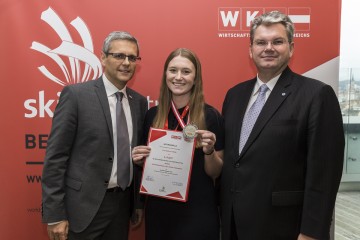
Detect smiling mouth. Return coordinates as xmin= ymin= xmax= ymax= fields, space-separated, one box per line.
xmin=172 ymin=82 xmax=185 ymax=86
xmin=261 ymin=56 xmax=278 ymax=61
xmin=119 ymin=69 xmax=131 ymax=73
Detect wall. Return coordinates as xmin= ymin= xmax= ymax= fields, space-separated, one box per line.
xmin=0 ymin=0 xmax=341 ymax=239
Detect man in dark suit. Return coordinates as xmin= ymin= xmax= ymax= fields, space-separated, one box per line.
xmin=221 ymin=11 xmax=344 ymax=240
xmin=42 ymin=31 xmax=148 ymax=240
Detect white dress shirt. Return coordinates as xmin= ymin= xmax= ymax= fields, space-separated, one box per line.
xmin=244 ymin=73 xmax=281 ymax=113
xmin=103 ymin=75 xmax=134 ymax=189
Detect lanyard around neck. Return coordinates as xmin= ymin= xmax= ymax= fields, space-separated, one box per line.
xmin=164 ymin=100 xmax=190 ymax=130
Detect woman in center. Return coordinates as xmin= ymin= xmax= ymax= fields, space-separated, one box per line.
xmin=132 ymin=48 xmax=224 ymax=240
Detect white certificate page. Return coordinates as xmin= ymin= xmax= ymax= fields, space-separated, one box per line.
xmin=140 ymin=127 xmax=195 ymax=202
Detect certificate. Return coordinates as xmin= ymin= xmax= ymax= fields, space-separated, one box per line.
xmin=140 ymin=127 xmax=196 ymax=202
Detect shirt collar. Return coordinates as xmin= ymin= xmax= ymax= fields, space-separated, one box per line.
xmin=102 ymin=74 xmax=128 ymax=99
xmin=252 ymin=73 xmax=281 ymax=96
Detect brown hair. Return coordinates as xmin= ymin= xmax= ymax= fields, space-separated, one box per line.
xmin=152 ymin=48 xmax=206 ymax=147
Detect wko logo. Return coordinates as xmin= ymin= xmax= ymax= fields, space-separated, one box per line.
xmin=25 ymin=7 xmax=102 ymax=118
xmin=218 ymin=7 xmax=311 ymax=37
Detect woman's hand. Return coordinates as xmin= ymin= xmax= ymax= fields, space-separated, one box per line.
xmin=132 ymin=145 xmax=151 ymax=166
xmin=196 ymin=130 xmax=216 ymax=155
xmin=196 ymin=130 xmax=223 ymax=179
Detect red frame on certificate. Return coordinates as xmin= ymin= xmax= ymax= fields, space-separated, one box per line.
xmin=139 ymin=128 xmax=196 ymax=202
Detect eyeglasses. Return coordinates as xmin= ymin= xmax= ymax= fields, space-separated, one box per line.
xmin=105 ymin=52 xmax=141 ymax=62
xmin=252 ymin=38 xmax=288 ymax=48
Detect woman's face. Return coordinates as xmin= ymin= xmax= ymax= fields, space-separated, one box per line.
xmin=166 ymin=55 xmax=196 ymax=99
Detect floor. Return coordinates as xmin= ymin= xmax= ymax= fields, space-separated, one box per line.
xmin=335 ymin=191 xmax=360 ymax=240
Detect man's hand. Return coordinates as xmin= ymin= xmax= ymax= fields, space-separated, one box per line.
xmin=47 ymin=221 xmax=69 ymax=240
xmin=131 ymin=209 xmax=143 ymax=229
xmin=298 ymin=233 xmax=317 ymax=240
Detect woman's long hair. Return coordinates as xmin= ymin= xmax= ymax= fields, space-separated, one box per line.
xmin=152 ymin=48 xmax=206 ymax=147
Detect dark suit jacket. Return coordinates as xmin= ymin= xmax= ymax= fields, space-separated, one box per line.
xmin=221 ymin=67 xmax=344 ymax=240
xmin=41 ymin=77 xmax=147 ymax=232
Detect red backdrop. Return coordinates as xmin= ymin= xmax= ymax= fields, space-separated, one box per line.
xmin=0 ymin=0 xmax=340 ymax=239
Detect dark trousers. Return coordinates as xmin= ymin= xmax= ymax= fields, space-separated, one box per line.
xmin=68 ymin=188 xmax=131 ymax=240
xmin=230 ymin=209 xmax=238 ymax=240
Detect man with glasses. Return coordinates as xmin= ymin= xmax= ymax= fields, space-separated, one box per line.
xmin=221 ymin=11 xmax=344 ymax=240
xmin=42 ymin=31 xmax=147 ymax=240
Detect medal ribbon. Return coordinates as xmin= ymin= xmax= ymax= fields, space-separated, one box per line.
xmin=165 ymin=100 xmax=190 ymax=130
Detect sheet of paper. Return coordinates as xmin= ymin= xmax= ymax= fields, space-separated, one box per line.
xmin=140 ymin=128 xmax=195 ymax=202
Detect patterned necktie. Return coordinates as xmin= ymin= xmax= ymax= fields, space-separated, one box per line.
xmin=239 ymin=84 xmax=269 ymax=154
xmin=115 ymin=92 xmax=130 ymax=190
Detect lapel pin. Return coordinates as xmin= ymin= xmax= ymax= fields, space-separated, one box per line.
xmin=281 ymin=93 xmax=286 ymax=96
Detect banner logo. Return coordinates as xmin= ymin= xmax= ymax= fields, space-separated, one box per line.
xmin=31 ymin=7 xmax=102 ymax=86
xmin=218 ymin=7 xmax=311 ymax=38
xmin=288 ymin=8 xmax=311 ymax=31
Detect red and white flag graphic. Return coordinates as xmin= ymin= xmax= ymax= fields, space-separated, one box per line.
xmin=288 ymin=8 xmax=311 ymax=31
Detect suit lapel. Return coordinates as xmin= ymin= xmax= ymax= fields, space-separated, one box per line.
xmin=94 ymin=78 xmax=114 ymax=145
xmin=239 ymin=67 xmax=293 ymax=159
xmin=127 ymin=88 xmax=138 ymax=147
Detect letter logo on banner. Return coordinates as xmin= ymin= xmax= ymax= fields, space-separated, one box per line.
xmin=218 ymin=8 xmax=241 ymax=30
xmin=30 ymin=7 xmax=102 ymax=86
xmin=218 ymin=7 xmax=311 ymax=38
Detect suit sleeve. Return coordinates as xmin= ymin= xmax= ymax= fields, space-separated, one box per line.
xmin=300 ymin=84 xmax=345 ymax=239
xmin=222 ymin=90 xmax=230 ymax=117
xmin=42 ymin=86 xmax=78 ymax=223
